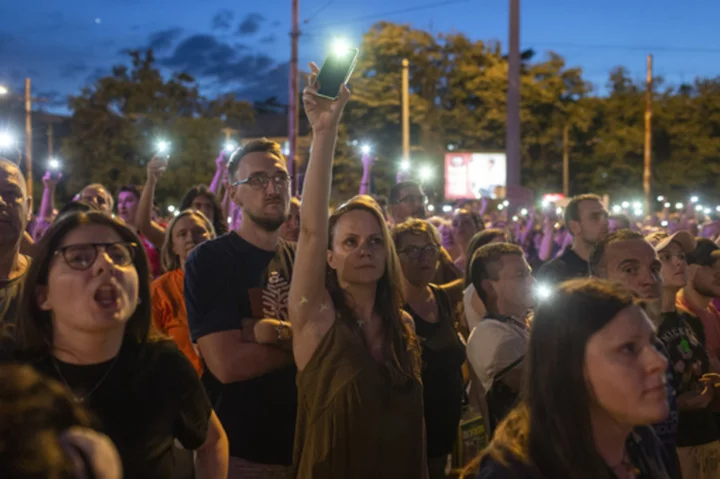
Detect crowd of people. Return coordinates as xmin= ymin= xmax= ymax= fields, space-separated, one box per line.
xmin=1 ymin=66 xmax=720 ymax=479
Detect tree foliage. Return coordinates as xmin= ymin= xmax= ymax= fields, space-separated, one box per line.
xmin=60 ymin=50 xmax=254 ymax=201
xmin=59 ymin=25 xmax=720 ymax=204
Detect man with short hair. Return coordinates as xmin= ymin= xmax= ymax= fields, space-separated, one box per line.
xmin=0 ymin=159 xmax=31 ymax=325
xmin=537 ymin=193 xmax=608 ymax=285
xmin=466 ymin=242 xmax=534 ymax=434
xmin=677 ymin=238 xmax=720 ymax=369
xmin=185 ymin=138 xmax=297 ymax=478
xmin=389 ymin=180 xmax=426 ymax=225
xmin=79 ymin=183 xmax=114 ymax=215
xmin=589 ymin=229 xmax=690 ymax=479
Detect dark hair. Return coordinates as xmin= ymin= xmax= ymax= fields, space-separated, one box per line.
xmin=589 ymin=229 xmax=644 ymax=277
xmin=454 ymin=208 xmax=484 ymax=231
xmin=0 ymin=364 xmax=95 ymax=478
xmin=16 ymin=212 xmax=157 ymax=358
xmin=389 ymin=180 xmax=421 ymax=205
xmin=227 ymin=138 xmax=285 ymax=181
xmin=564 ymin=194 xmax=602 ymax=229
xmin=469 ymin=242 xmax=524 ymax=304
xmin=327 ymin=195 xmax=421 ymax=387
xmin=118 ymin=184 xmax=141 ymax=201
xmin=56 ymin=200 xmax=100 ymax=219
xmin=609 ymin=214 xmax=632 ymax=230
xmin=464 ymin=279 xmax=656 ymax=479
xmin=179 ymin=185 xmax=228 ymax=235
xmin=464 ymin=229 xmax=508 ymax=287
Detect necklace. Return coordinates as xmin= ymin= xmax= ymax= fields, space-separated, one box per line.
xmin=51 ymin=352 xmax=121 ymax=403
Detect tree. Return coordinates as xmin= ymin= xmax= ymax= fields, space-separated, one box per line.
xmin=60 ymin=50 xmax=254 ymax=201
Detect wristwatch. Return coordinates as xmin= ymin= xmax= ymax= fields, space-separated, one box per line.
xmin=276 ymin=321 xmax=292 ymax=341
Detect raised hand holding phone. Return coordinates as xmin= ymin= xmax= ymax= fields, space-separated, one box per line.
xmin=303 ymin=62 xmax=351 ymax=133
xmin=315 ymin=42 xmax=359 ymax=100
xmin=146 ymin=155 xmax=168 ymax=184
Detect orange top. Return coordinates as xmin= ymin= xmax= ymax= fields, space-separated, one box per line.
xmin=151 ymin=269 xmax=203 ymax=375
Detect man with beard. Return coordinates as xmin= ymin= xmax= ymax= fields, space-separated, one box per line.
xmin=0 ymin=159 xmax=31 ymax=326
xmin=185 ymin=138 xmax=297 ymax=478
xmin=389 ymin=181 xmax=462 ymax=287
xmin=536 ymin=194 xmax=608 ymax=286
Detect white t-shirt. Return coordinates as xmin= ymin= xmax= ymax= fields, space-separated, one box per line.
xmin=466 ymin=315 xmax=528 ymax=393
xmin=463 ymin=285 xmax=486 ymax=334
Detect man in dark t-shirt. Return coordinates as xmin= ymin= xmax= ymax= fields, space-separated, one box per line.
xmin=536 ymin=194 xmax=608 ymax=285
xmin=185 ymin=139 xmax=297 ymax=477
xmin=0 ymin=159 xmax=31 ymax=327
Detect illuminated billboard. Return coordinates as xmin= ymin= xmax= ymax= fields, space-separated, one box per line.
xmin=444 ymin=152 xmax=507 ymax=199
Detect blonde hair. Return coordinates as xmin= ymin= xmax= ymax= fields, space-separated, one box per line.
xmin=161 ymin=209 xmax=216 ymax=271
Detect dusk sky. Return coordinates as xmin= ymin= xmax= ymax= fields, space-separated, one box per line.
xmin=1 ymin=0 xmax=719 ymax=113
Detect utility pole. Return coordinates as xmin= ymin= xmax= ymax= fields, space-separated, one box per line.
xmin=643 ymin=54 xmax=653 ymax=215
xmin=48 ymin=123 xmax=54 ymax=158
xmin=401 ymin=58 xmax=410 ymax=163
xmin=506 ymin=0 xmax=521 ymax=188
xmin=562 ymin=123 xmax=569 ymax=196
xmin=24 ymin=78 xmax=33 ymax=199
xmin=288 ymin=0 xmax=300 ymax=194
xmin=221 ymin=127 xmax=238 ymax=142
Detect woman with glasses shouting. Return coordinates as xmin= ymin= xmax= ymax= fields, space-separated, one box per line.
xmin=289 ymin=63 xmax=426 ymax=478
xmin=392 ymin=219 xmax=466 ymax=479
xmin=13 ymin=211 xmax=228 ymax=478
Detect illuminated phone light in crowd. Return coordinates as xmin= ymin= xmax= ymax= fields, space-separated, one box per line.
xmin=696 ymin=205 xmax=704 ymax=212
xmin=442 ymin=205 xmax=452 ymax=213
xmin=497 ymin=204 xmax=504 ymax=211
xmin=331 ymin=38 xmax=351 ymax=57
xmin=555 ymin=207 xmax=563 ymax=215
xmin=612 ymin=205 xmax=622 ymax=214
xmin=167 ymin=205 xmax=176 ymax=213
xmin=512 ymin=215 xmax=519 ymax=222
xmin=691 ymin=196 xmax=699 ymax=203
xmin=224 ymin=141 xmax=238 ymax=152
xmin=661 ymin=220 xmax=669 ymax=227
xmin=633 ymin=208 xmax=643 ymax=217
xmin=520 ymin=208 xmax=528 ymax=216
xmin=502 ymin=200 xmax=510 ymax=207
xmin=399 ymin=160 xmax=410 ymax=172
xmin=418 ymin=165 xmax=433 ymax=183
xmin=0 ymin=85 xmax=8 ymax=95
xmin=156 ymin=140 xmax=170 ymax=154
xmin=0 ymin=131 xmax=15 ymax=149
xmin=675 ymin=202 xmax=684 ymax=210
xmin=704 ymin=207 xmax=711 ymax=215
xmin=716 ymin=206 xmax=720 ymax=213
xmin=621 ymin=201 xmax=630 ymax=208
xmin=48 ymin=158 xmax=61 ymax=170
xmin=664 ymin=202 xmax=671 ymax=208
xmin=632 ymin=201 xmax=642 ymax=210
xmin=657 ymin=195 xmax=664 ymax=202
xmin=360 ymin=144 xmax=371 ymax=155
xmin=536 ymin=283 xmax=552 ymax=300
xmin=427 ymin=204 xmax=435 ymax=212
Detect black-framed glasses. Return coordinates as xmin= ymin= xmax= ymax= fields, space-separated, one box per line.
xmin=398 ymin=244 xmax=440 ymax=260
xmin=396 ymin=194 xmax=426 ymax=205
xmin=232 ymin=172 xmax=291 ymax=190
xmin=54 ymin=242 xmax=138 ymax=271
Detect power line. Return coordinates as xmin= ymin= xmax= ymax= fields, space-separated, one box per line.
xmin=304 ymin=0 xmax=336 ymax=24
xmin=309 ymin=0 xmax=472 ymax=29
xmin=526 ymin=42 xmax=720 ymax=54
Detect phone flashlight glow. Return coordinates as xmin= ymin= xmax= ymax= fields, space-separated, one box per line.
xmin=331 ymin=38 xmax=351 ymax=57
xmin=48 ymin=158 xmax=61 ymax=170
xmin=536 ymin=283 xmax=552 ymax=301
xmin=156 ymin=140 xmax=170 ymax=154
xmin=224 ymin=141 xmax=237 ymax=153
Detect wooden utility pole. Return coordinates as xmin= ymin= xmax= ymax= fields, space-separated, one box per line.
xmin=221 ymin=127 xmax=238 ymax=142
xmin=401 ymin=58 xmax=410 ymax=164
xmin=506 ymin=0 xmax=521 ymax=187
xmin=562 ymin=124 xmax=569 ymax=196
xmin=644 ymin=54 xmax=653 ymax=215
xmin=24 ymin=78 xmax=33 ymax=199
xmin=288 ymin=0 xmax=300 ymax=194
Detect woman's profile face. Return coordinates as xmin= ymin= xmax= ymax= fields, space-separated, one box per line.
xmin=584 ymin=305 xmax=669 ymax=427
xmin=39 ymin=224 xmax=140 ymax=335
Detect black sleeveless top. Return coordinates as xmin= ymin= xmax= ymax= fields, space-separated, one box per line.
xmin=406 ymin=284 xmax=466 ymax=457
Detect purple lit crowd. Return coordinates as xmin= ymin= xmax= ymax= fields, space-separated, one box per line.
xmin=2 ymin=74 xmax=720 ymax=479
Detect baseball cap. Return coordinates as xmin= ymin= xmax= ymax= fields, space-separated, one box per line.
xmin=686 ymin=238 xmax=720 ymax=267
xmin=645 ymin=231 xmax=696 ymax=254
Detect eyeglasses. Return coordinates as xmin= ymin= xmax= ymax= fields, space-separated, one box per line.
xmin=396 ymin=194 xmax=426 ymax=205
xmin=54 ymin=242 xmax=138 ymax=271
xmin=398 ymin=244 xmax=440 ymax=260
xmin=232 ymin=172 xmax=290 ymax=190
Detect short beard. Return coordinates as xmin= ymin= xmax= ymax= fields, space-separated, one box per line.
xmin=246 ymin=211 xmax=287 ymax=232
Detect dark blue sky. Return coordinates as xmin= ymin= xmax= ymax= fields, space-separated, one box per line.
xmin=1 ymin=0 xmax=718 ymax=113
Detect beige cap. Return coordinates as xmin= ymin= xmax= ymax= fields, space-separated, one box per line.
xmin=645 ymin=230 xmax=696 ymax=254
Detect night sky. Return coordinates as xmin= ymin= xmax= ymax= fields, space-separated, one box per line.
xmin=1 ymin=0 xmax=719 ymax=113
